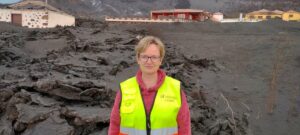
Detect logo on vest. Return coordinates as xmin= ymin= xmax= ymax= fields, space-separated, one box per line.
xmin=160 ymin=94 xmax=176 ymax=102
xmin=125 ymin=102 xmax=131 ymax=107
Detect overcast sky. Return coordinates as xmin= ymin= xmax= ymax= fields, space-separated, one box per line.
xmin=0 ymin=0 xmax=21 ymax=4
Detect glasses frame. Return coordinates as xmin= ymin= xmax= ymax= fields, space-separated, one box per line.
xmin=139 ymin=55 xmax=161 ymax=63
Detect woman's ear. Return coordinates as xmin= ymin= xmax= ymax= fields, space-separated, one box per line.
xmin=159 ymin=58 xmax=163 ymax=66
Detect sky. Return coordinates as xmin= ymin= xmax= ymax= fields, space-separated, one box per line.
xmin=0 ymin=0 xmax=21 ymax=4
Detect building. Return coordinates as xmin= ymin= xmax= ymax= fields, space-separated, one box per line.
xmin=0 ymin=0 xmax=75 ymax=28
xmin=211 ymin=12 xmax=223 ymax=22
xmin=282 ymin=10 xmax=300 ymax=21
xmin=244 ymin=9 xmax=283 ymax=21
xmin=150 ymin=9 xmax=209 ymax=22
xmin=273 ymin=10 xmax=284 ymax=15
xmin=105 ymin=9 xmax=210 ymax=23
xmin=105 ymin=16 xmax=183 ymax=23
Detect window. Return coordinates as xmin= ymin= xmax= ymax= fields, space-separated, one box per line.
xmin=258 ymin=16 xmax=263 ymax=19
xmin=250 ymin=15 xmax=255 ymax=19
xmin=266 ymin=16 xmax=271 ymax=19
xmin=42 ymin=15 xmax=48 ymax=20
xmin=289 ymin=14 xmax=293 ymax=18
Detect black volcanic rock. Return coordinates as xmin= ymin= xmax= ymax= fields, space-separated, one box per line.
xmin=22 ymin=111 xmax=74 ymax=135
xmin=1 ymin=18 xmax=300 ymax=135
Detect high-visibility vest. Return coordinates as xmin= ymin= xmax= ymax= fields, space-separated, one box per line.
xmin=119 ymin=76 xmax=181 ymax=135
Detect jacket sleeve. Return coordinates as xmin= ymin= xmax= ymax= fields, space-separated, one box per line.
xmin=177 ymin=89 xmax=191 ymax=135
xmin=108 ymin=90 xmax=121 ymax=135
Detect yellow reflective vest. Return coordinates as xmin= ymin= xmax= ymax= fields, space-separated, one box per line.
xmin=119 ymin=76 xmax=181 ymax=135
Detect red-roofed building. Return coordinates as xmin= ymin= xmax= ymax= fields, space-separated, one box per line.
xmin=150 ymin=9 xmax=209 ymax=21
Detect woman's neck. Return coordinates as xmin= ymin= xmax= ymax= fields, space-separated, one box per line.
xmin=142 ymin=72 xmax=158 ymax=89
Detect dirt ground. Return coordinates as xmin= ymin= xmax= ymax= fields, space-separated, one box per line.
xmin=0 ymin=19 xmax=300 ymax=135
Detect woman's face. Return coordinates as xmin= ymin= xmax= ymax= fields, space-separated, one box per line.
xmin=137 ymin=44 xmax=162 ymax=75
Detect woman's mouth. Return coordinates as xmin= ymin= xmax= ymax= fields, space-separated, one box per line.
xmin=144 ymin=65 xmax=154 ymax=69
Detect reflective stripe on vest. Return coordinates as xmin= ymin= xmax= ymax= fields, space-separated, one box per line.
xmin=120 ymin=76 xmax=181 ymax=135
xmin=120 ymin=127 xmax=178 ymax=135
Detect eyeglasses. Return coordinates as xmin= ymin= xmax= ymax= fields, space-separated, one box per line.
xmin=139 ymin=55 xmax=161 ymax=63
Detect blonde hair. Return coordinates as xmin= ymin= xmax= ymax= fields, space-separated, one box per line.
xmin=135 ymin=36 xmax=165 ymax=60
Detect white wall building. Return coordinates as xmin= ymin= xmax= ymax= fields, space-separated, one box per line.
xmin=211 ymin=12 xmax=223 ymax=22
xmin=0 ymin=1 xmax=75 ymax=28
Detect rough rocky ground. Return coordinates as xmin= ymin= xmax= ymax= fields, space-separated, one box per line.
xmin=0 ymin=19 xmax=300 ymax=135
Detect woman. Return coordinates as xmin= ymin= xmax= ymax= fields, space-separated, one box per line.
xmin=108 ymin=36 xmax=191 ymax=135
